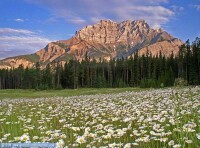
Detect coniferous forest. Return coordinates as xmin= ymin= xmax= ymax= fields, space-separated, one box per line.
xmin=0 ymin=38 xmax=199 ymax=89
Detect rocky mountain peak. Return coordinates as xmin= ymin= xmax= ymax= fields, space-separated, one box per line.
xmin=76 ymin=19 xmax=153 ymax=44
xmin=99 ymin=19 xmax=117 ymax=25
xmin=0 ymin=19 xmax=183 ymax=69
xmin=133 ymin=19 xmax=150 ymax=29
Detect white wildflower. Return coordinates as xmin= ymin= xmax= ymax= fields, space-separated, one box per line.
xmin=173 ymin=144 xmax=181 ymax=148
xmin=20 ymin=134 xmax=30 ymax=142
xmin=57 ymin=139 xmax=65 ymax=148
xmin=76 ymin=136 xmax=86 ymax=144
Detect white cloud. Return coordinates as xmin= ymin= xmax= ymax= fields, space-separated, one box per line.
xmin=0 ymin=28 xmax=51 ymax=59
xmin=114 ymin=5 xmax=174 ymax=28
xmin=171 ymin=5 xmax=184 ymax=14
xmin=0 ymin=28 xmax=34 ymax=35
xmin=15 ymin=18 xmax=25 ymax=22
xmin=193 ymin=5 xmax=200 ymax=11
xmin=25 ymin=0 xmax=174 ymax=28
xmin=67 ymin=17 xmax=87 ymax=24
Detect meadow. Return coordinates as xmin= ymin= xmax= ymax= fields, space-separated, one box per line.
xmin=0 ymin=87 xmax=143 ymax=100
xmin=0 ymin=87 xmax=200 ymax=147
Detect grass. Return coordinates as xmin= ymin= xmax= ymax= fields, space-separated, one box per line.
xmin=17 ymin=54 xmax=40 ymax=63
xmin=0 ymin=87 xmax=199 ymax=147
xmin=0 ymin=87 xmax=145 ymax=99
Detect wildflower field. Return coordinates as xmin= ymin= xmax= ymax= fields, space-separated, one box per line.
xmin=0 ymin=87 xmax=200 ymax=148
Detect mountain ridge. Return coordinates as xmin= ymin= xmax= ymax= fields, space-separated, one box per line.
xmin=0 ymin=19 xmax=183 ymax=69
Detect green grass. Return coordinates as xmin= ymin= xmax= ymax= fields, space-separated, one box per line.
xmin=0 ymin=87 xmax=199 ymax=147
xmin=17 ymin=54 xmax=39 ymax=63
xmin=0 ymin=87 xmax=145 ymax=99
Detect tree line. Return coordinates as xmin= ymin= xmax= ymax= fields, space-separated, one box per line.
xmin=0 ymin=38 xmax=199 ymax=89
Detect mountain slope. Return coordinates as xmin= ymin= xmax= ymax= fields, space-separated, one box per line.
xmin=0 ymin=19 xmax=182 ymax=69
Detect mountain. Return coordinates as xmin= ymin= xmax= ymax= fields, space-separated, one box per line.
xmin=0 ymin=19 xmax=182 ymax=69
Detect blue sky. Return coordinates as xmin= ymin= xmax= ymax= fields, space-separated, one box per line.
xmin=0 ymin=0 xmax=199 ymax=59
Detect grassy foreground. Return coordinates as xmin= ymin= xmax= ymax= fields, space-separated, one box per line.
xmin=0 ymin=87 xmax=200 ymax=147
xmin=0 ymin=87 xmax=144 ymax=99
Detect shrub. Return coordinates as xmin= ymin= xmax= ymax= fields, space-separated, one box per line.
xmin=174 ymin=78 xmax=188 ymax=87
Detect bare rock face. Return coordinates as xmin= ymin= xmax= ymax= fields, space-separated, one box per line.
xmin=36 ymin=43 xmax=66 ymax=62
xmin=0 ymin=19 xmax=183 ymax=69
xmin=138 ymin=39 xmax=183 ymax=57
xmin=76 ymin=20 xmax=119 ymax=44
xmin=76 ymin=20 xmax=152 ymax=45
xmin=69 ymin=19 xmax=182 ymax=60
xmin=0 ymin=58 xmax=35 ymax=69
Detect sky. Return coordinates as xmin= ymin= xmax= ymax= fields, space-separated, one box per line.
xmin=0 ymin=0 xmax=200 ymax=59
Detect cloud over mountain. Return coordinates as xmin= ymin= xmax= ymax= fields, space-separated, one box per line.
xmin=25 ymin=0 xmax=174 ymax=28
xmin=0 ymin=28 xmax=51 ymax=59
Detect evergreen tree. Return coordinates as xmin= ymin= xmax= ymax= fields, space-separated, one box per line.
xmin=0 ymin=38 xmax=200 ymax=89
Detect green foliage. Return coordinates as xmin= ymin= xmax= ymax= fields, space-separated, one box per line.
xmin=140 ymin=79 xmax=159 ymax=88
xmin=118 ymin=79 xmax=127 ymax=88
xmin=95 ymin=75 xmax=107 ymax=88
xmin=174 ymin=78 xmax=188 ymax=87
xmin=18 ymin=54 xmax=40 ymax=63
xmin=35 ymin=84 xmax=50 ymax=90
